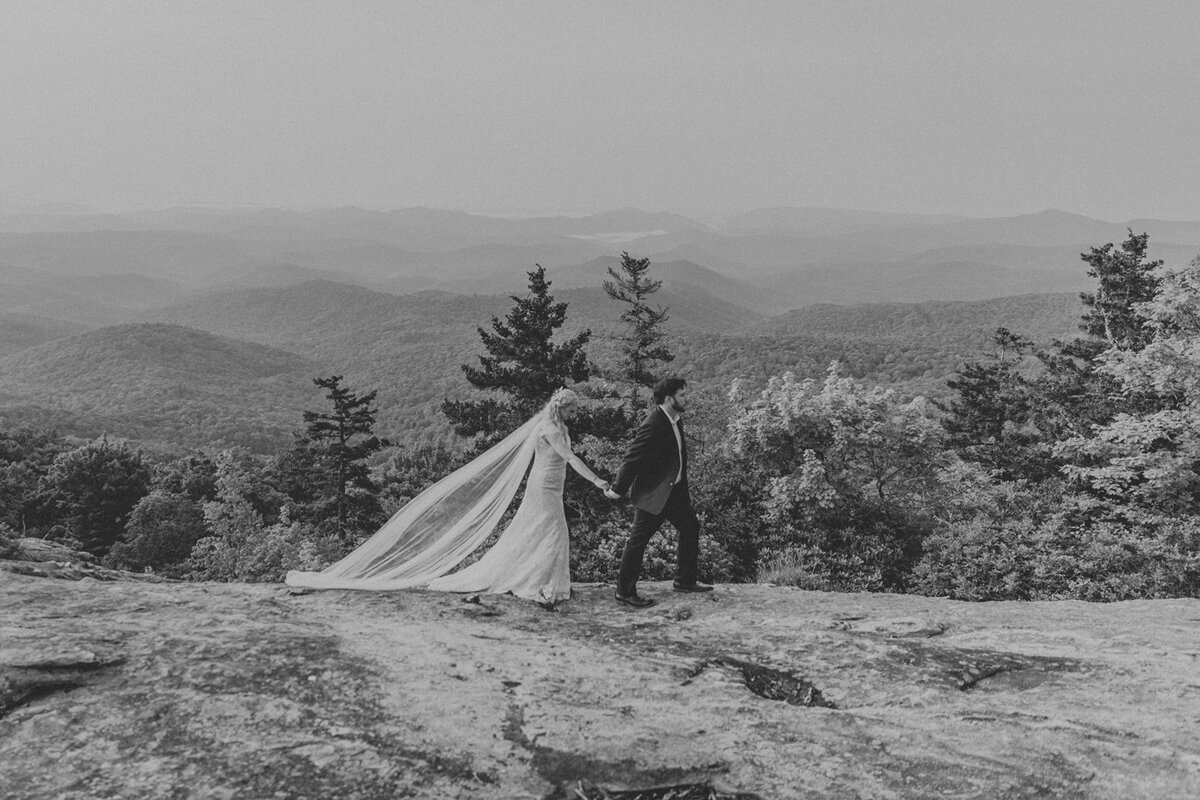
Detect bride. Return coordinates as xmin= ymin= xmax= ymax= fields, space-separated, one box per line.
xmin=285 ymin=388 xmax=611 ymax=604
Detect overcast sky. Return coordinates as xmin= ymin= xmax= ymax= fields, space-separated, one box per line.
xmin=3 ymin=1 xmax=1197 ymax=220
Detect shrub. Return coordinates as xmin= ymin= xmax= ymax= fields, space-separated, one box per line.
xmin=915 ymin=494 xmax=1200 ymax=602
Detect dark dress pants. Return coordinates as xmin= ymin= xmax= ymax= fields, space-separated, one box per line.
xmin=617 ymin=482 xmax=700 ymax=596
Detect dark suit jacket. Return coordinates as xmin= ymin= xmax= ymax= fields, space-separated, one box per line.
xmin=613 ymin=406 xmax=687 ymax=514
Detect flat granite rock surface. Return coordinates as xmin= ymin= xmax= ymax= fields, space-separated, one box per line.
xmin=3 ymin=573 xmax=1200 ymax=799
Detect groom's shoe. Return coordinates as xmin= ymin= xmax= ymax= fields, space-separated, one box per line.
xmin=614 ymin=590 xmax=656 ymax=609
xmin=673 ymin=581 xmax=714 ymax=593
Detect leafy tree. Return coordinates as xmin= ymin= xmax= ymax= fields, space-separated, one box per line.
xmin=725 ymin=365 xmax=948 ymax=591
xmin=603 ymin=252 xmax=675 ymax=390
xmin=0 ymin=428 xmax=68 ymax=536
xmin=151 ymin=452 xmax=218 ymax=503
xmin=40 ymin=437 xmax=151 ymax=556
xmin=687 ymin=442 xmax=774 ymax=583
xmin=105 ymin=491 xmax=207 ymax=575
xmin=292 ymin=375 xmax=386 ymax=541
xmin=377 ymin=444 xmax=463 ymax=515
xmin=443 ymin=265 xmax=591 ymax=439
xmin=187 ymin=449 xmax=263 ymax=581
xmin=911 ymin=460 xmax=1067 ymax=600
xmin=186 ymin=447 xmax=321 ymax=582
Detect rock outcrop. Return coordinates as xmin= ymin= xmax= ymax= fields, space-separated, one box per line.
xmin=2 ymin=568 xmax=1199 ymax=798
xmin=0 ymin=538 xmax=167 ymax=582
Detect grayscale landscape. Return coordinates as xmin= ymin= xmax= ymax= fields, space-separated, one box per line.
xmin=3 ymin=3 xmax=1200 ymax=799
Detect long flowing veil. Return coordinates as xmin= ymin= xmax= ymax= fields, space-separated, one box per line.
xmin=284 ymin=413 xmax=540 ymax=591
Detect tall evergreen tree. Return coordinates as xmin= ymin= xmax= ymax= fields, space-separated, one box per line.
xmin=603 ymin=251 xmax=675 ymax=390
xmin=443 ymin=265 xmax=591 ymax=438
xmin=295 ymin=376 xmax=385 ymax=540
xmin=1078 ymin=230 xmax=1162 ymax=351
xmin=1032 ymin=230 xmax=1166 ymax=435
xmin=936 ymin=329 xmax=1051 ymax=480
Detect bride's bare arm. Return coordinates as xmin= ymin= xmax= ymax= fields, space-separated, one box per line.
xmin=544 ymin=426 xmax=610 ymax=489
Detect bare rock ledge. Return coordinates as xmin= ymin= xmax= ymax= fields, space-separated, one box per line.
xmin=2 ymin=571 xmax=1199 ymax=798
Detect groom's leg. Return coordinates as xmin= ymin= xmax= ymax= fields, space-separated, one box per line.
xmin=665 ymin=491 xmax=701 ymax=586
xmin=618 ymin=507 xmax=665 ymax=596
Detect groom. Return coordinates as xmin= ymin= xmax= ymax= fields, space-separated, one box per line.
xmin=606 ymin=377 xmax=713 ymax=608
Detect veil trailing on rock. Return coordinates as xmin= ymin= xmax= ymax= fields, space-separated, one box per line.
xmin=284 ymin=413 xmax=542 ymax=591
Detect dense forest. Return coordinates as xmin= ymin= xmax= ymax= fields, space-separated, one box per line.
xmin=3 ymin=233 xmax=1199 ymax=602
xmin=0 ymin=287 xmax=1083 ymax=452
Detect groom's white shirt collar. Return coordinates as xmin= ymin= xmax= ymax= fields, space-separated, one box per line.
xmin=659 ymin=401 xmax=684 ymax=484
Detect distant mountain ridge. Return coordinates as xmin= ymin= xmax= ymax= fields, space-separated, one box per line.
xmin=0 ymin=206 xmax=1195 ymax=319
xmin=0 ymin=203 xmax=1195 ymax=451
xmin=753 ymin=293 xmax=1083 ymax=343
xmin=722 ymin=207 xmax=965 ymax=236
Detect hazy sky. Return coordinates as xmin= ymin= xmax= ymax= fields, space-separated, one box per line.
xmin=3 ymin=1 xmax=1198 ymax=220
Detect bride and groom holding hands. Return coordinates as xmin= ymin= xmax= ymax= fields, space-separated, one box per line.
xmin=286 ymin=377 xmax=713 ymax=609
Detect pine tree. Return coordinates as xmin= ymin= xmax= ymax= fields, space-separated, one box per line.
xmin=1078 ymin=230 xmax=1162 ymax=351
xmin=1028 ymin=230 xmax=1166 ymax=436
xmin=297 ymin=376 xmax=386 ymax=540
xmin=603 ymin=252 xmax=675 ymax=390
xmin=443 ymin=265 xmax=591 ymax=438
xmin=936 ymin=329 xmax=1049 ymax=480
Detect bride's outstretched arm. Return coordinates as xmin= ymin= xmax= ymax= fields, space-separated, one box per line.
xmin=544 ymin=427 xmax=610 ymax=489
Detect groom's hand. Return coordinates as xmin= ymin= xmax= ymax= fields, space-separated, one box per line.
xmin=603 ymin=488 xmax=622 ymax=501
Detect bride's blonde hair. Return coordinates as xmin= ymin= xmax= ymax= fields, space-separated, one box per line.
xmin=544 ymin=387 xmax=580 ymax=425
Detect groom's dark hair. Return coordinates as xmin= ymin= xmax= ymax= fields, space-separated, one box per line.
xmin=653 ymin=377 xmax=687 ymax=405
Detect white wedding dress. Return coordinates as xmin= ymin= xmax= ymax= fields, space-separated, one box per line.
xmin=427 ymin=419 xmax=573 ymax=602
xmin=285 ymin=411 xmax=596 ymax=603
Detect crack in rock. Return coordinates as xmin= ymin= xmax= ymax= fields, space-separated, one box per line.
xmin=683 ymin=657 xmax=836 ymax=709
xmin=0 ymin=652 xmax=127 ymax=717
xmin=566 ymin=777 xmax=764 ymax=799
xmin=958 ymin=664 xmax=1020 ymax=692
xmin=880 ymin=640 xmax=1084 ymax=693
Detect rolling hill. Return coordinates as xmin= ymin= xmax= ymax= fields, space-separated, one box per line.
xmin=0 ymin=274 xmax=1093 ymax=454
xmin=0 ymin=313 xmax=91 ymax=357
xmin=0 ymin=323 xmax=319 ymax=451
